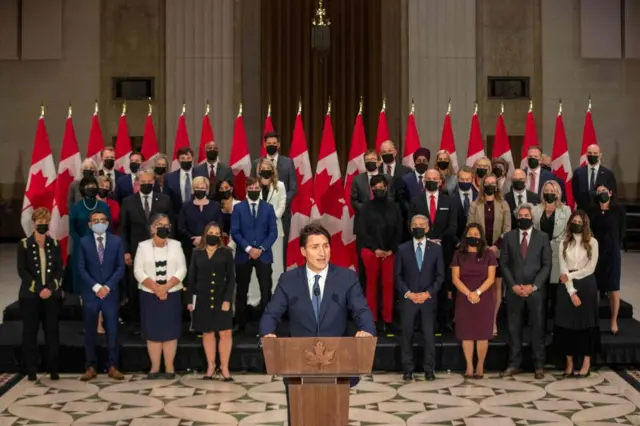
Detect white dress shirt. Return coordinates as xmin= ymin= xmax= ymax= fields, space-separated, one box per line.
xmin=267 ymin=153 xmax=279 ymax=168
xmin=384 ymin=162 xmax=396 ymax=176
xmin=588 ymin=164 xmax=600 ymax=190
xmin=425 ymin=190 xmax=440 ymax=214
xmin=413 ymin=238 xmax=426 ymax=263
xmin=207 ymin=161 xmax=219 ymax=176
xmin=458 ymin=189 xmax=472 ymax=206
xmin=528 ymin=168 xmax=541 ymax=193
xmin=140 ymin=193 xmax=153 ymax=211
xmin=179 ymin=169 xmax=193 ymax=201
xmin=414 ymin=170 xmax=424 ymax=184
xmin=513 ymin=189 xmax=528 ymax=206
xmin=559 ymin=236 xmax=598 ymax=295
xmin=306 ymin=265 xmax=329 ymax=302
xmin=102 ymin=168 xmax=116 ymax=189
xmin=92 ymin=233 xmax=109 ymax=293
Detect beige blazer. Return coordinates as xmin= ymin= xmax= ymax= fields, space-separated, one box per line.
xmin=532 ymin=203 xmax=571 ymax=283
xmin=467 ymin=199 xmax=511 ymax=255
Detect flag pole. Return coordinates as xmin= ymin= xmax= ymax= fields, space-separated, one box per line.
xmin=238 ymin=102 xmax=243 ymax=117
xmin=298 ymin=97 xmax=302 ymax=115
xmin=122 ymin=100 xmax=127 ymax=116
xmin=205 ymin=100 xmax=210 ymax=116
xmin=68 ymin=103 xmax=72 ymax=118
xmin=558 ymin=98 xmax=563 ymax=115
xmin=327 ymin=97 xmax=331 ymax=115
xmin=94 ymin=100 xmax=99 ymax=115
xmin=410 ymin=99 xmax=415 ymax=115
xmin=40 ymin=101 xmax=45 ymax=118
xmin=501 ymin=99 xmax=504 ymax=115
xmin=587 ymin=95 xmax=592 ymax=112
xmin=358 ymin=96 xmax=363 ymax=115
xmin=181 ymin=102 xmax=186 ymax=115
xmin=267 ymin=100 xmax=271 ymax=117
xmin=381 ymin=96 xmax=386 ymax=113
xmin=474 ymin=100 xmax=478 ymax=115
xmin=447 ymin=98 xmax=451 ymax=115
xmin=148 ymin=98 xmax=152 ymax=115
xmin=529 ymin=99 xmax=533 ymax=113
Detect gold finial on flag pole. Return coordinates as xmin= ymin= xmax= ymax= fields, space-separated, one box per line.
xmin=558 ymin=98 xmax=563 ymax=115
xmin=501 ymin=100 xmax=504 ymax=115
xmin=68 ymin=103 xmax=72 ymax=118
xmin=529 ymin=99 xmax=533 ymax=113
xmin=327 ymin=97 xmax=331 ymax=115
xmin=587 ymin=95 xmax=592 ymax=112
xmin=148 ymin=98 xmax=152 ymax=115
xmin=358 ymin=96 xmax=363 ymax=115
xmin=181 ymin=102 xmax=186 ymax=115
xmin=40 ymin=101 xmax=45 ymax=118
xmin=474 ymin=101 xmax=478 ymax=115
xmin=447 ymin=98 xmax=451 ymax=115
xmin=237 ymin=102 xmax=243 ymax=117
xmin=267 ymin=100 xmax=271 ymax=117
xmin=410 ymin=99 xmax=415 ymax=115
xmin=205 ymin=100 xmax=210 ymax=116
xmin=122 ymin=100 xmax=127 ymax=115
xmin=298 ymin=97 xmax=302 ymax=115
xmin=381 ymin=97 xmax=386 ymax=113
xmin=94 ymin=100 xmax=99 ymax=115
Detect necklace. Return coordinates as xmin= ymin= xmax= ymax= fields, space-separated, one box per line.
xmin=82 ymin=199 xmax=98 ymax=211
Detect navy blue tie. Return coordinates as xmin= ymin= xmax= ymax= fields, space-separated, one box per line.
xmin=463 ymin=193 xmax=470 ymax=216
xmin=251 ymin=203 xmax=257 ymax=218
xmin=312 ymin=275 xmax=321 ymax=322
xmin=416 ymin=243 xmax=423 ymax=271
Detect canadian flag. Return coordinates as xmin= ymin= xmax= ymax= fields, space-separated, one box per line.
xmin=86 ymin=101 xmax=104 ymax=166
xmin=521 ymin=100 xmax=539 ymax=169
xmin=198 ymin=103 xmax=214 ymax=164
xmin=229 ymin=104 xmax=251 ymax=201
xmin=375 ymin=99 xmax=390 ymax=151
xmin=286 ymin=105 xmax=313 ymax=270
xmin=311 ymin=105 xmax=352 ymax=269
xmin=402 ymin=103 xmax=421 ymax=169
xmin=552 ymin=101 xmax=575 ymax=209
xmin=492 ymin=107 xmax=515 ymax=177
xmin=466 ymin=104 xmax=485 ymax=167
xmin=114 ymin=102 xmax=132 ymax=173
xmin=260 ymin=104 xmax=274 ymax=158
xmin=51 ymin=107 xmax=82 ymax=261
xmin=21 ymin=107 xmax=57 ymax=236
xmin=172 ymin=105 xmax=190 ymax=171
xmin=580 ymin=98 xmax=597 ymax=166
xmin=439 ymin=101 xmax=459 ymax=172
xmin=141 ymin=104 xmax=159 ymax=168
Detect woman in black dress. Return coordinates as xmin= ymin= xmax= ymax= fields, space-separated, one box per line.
xmin=589 ymin=184 xmax=626 ymax=335
xmin=187 ymin=221 xmax=235 ymax=381
xmin=555 ymin=210 xmax=600 ymax=377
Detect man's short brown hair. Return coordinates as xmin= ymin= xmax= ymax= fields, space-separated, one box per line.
xmin=299 ymin=222 xmax=331 ymax=248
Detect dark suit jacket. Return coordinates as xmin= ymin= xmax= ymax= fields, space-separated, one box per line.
xmin=401 ymin=171 xmax=425 ymax=203
xmin=505 ymin=190 xmax=541 ymax=229
xmin=451 ymin=188 xmax=478 ymax=240
xmin=395 ymin=240 xmax=444 ymax=296
xmin=195 ymin=162 xmax=234 ymax=195
xmin=163 ymin=168 xmax=206 ymax=214
xmin=524 ymin=168 xmax=566 ymax=202
xmin=259 ymin=265 xmax=376 ymax=337
xmin=17 ymin=235 xmax=64 ymax=299
xmin=118 ymin=192 xmax=175 ymax=256
xmin=500 ymin=228 xmax=551 ymax=290
xmin=114 ymin=174 xmax=136 ymax=204
xmin=77 ymin=232 xmax=125 ymax=299
xmin=252 ymin=155 xmax=297 ymax=207
xmin=407 ymin=191 xmax=458 ymax=242
xmin=350 ymin=172 xmax=396 ymax=233
xmin=230 ymin=200 xmax=278 ymax=264
xmin=98 ymin=169 xmax=125 ymax=181
xmin=572 ymin=165 xmax=618 ymax=211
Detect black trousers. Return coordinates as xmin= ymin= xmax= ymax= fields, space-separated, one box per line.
xmin=20 ymin=297 xmax=61 ymax=375
xmin=235 ymin=259 xmax=273 ymax=326
xmin=506 ymin=289 xmax=546 ymax=369
xmin=400 ymin=297 xmax=436 ymax=373
xmin=125 ymin=266 xmax=140 ymax=322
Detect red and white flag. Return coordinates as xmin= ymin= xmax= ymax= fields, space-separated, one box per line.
xmin=114 ymin=102 xmax=132 ymax=173
xmin=286 ymin=104 xmax=313 ymax=270
xmin=439 ymin=101 xmax=459 ymax=172
xmin=466 ymin=104 xmax=485 ymax=167
xmin=552 ymin=102 xmax=575 ymax=209
xmin=21 ymin=107 xmax=57 ymax=235
xmin=141 ymin=104 xmax=159 ymax=168
xmin=172 ymin=104 xmax=190 ymax=171
xmin=86 ymin=101 xmax=104 ymax=166
xmin=375 ymin=99 xmax=390 ymax=151
xmin=51 ymin=106 xmax=82 ymax=261
xmin=260 ymin=104 xmax=274 ymax=158
xmin=198 ymin=102 xmax=214 ymax=164
xmin=492 ymin=106 xmax=515 ymax=177
xmin=402 ymin=103 xmax=421 ymax=169
xmin=229 ymin=104 xmax=251 ymax=201
xmin=521 ymin=100 xmax=539 ymax=169
xmin=580 ymin=98 xmax=597 ymax=166
xmin=311 ymin=104 xmax=352 ymax=269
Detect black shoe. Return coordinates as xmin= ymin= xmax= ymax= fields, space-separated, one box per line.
xmin=402 ymin=372 xmax=414 ymax=383
xmin=575 ymin=370 xmax=591 ymax=378
xmin=146 ymin=372 xmax=162 ymax=380
xmin=163 ymin=372 xmax=176 ymax=380
xmin=27 ymin=373 xmax=37 ymax=382
xmin=50 ymin=373 xmax=60 ymax=381
xmin=425 ymin=372 xmax=436 ymax=381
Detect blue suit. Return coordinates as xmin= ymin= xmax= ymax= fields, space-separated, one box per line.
xmin=77 ymin=232 xmax=125 ymax=369
xmin=163 ymin=168 xmax=206 ymax=214
xmin=231 ymin=200 xmax=278 ymax=264
xmin=402 ymin=171 xmax=425 ymax=202
xmin=114 ymin=174 xmax=135 ymax=204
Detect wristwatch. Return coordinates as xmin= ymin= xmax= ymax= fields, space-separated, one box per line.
xmin=476 ymin=289 xmax=482 ymax=296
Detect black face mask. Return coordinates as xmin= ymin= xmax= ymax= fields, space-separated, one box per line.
xmin=512 ymin=180 xmax=526 ymax=191
xmin=218 ymin=190 xmax=232 ymax=200
xmin=180 ymin=161 xmax=192 ymax=171
xmin=84 ymin=187 xmax=98 ymax=199
xmin=493 ymin=168 xmax=504 ymax=178
xmin=425 ymin=181 xmax=439 ymax=192
xmin=36 ymin=224 xmax=49 ymax=235
xmin=381 ymin=153 xmax=394 ymax=164
xmin=82 ymin=170 xmax=95 ymax=179
xmin=518 ymin=218 xmax=533 ymax=230
xmin=570 ymin=223 xmax=584 ymax=234
xmin=466 ymin=236 xmax=481 ymax=247
xmin=373 ymin=189 xmax=387 ymax=199
xmin=458 ymin=182 xmax=472 ymax=192
xmin=194 ymin=190 xmax=207 ymax=200
xmin=265 ymin=145 xmax=278 ymax=156
xmin=483 ymin=185 xmax=496 ymax=196
xmin=154 ymin=166 xmax=167 ymax=176
xmin=247 ymin=190 xmax=260 ymax=201
xmin=597 ymin=192 xmax=610 ymax=203
xmin=102 ymin=159 xmax=115 ymax=170
xmin=259 ymin=170 xmax=274 ymax=179
xmin=476 ymin=168 xmax=488 ymax=179
xmin=543 ymin=193 xmax=557 ymax=203
xmin=129 ymin=162 xmax=141 ymax=174
xmin=541 ymin=165 xmax=552 ymax=172
xmin=365 ymin=161 xmax=378 ymax=172
xmin=587 ymin=155 xmax=599 ymax=166
xmin=98 ymin=189 xmax=111 ymax=199
xmin=206 ymin=235 xmax=220 ymax=246
xmin=437 ymin=161 xmax=449 ymax=171
xmin=156 ymin=227 xmax=170 ymax=239
xmin=527 ymin=158 xmax=539 ymax=169
xmin=415 ymin=163 xmax=428 ymax=175
xmin=412 ymin=228 xmax=426 ymax=240
xmin=206 ymin=150 xmax=219 ymax=162
xmin=139 ymin=183 xmax=154 ymax=195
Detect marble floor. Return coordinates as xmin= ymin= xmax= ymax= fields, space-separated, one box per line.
xmin=1 ymin=370 xmax=640 ymax=425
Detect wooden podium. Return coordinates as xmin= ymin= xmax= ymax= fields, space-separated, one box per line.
xmin=262 ymin=336 xmax=377 ymax=426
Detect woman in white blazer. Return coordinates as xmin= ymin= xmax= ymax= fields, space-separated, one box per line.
xmin=134 ymin=213 xmax=187 ymax=379
xmin=532 ymin=180 xmax=571 ymax=321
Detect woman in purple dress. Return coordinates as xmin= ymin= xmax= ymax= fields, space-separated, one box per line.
xmin=451 ymin=223 xmax=497 ymax=379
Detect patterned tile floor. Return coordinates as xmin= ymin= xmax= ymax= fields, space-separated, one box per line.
xmin=1 ymin=370 xmax=640 ymax=425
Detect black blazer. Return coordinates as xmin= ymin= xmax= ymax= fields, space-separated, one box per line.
xmin=572 ymin=165 xmax=618 ymax=211
xmin=505 ymin=190 xmax=540 ymax=229
xmin=350 ymin=172 xmax=396 ymax=233
xmin=407 ymin=191 xmax=458 ymax=242
xmin=394 ymin=239 xmax=444 ymax=296
xmin=500 ymin=228 xmax=551 ymax=290
xmin=119 ymin=192 xmax=175 ymax=256
xmin=187 ymin=247 xmax=235 ymax=303
xmin=450 ymin=188 xmax=478 ymax=240
xmin=17 ymin=235 xmax=64 ymax=299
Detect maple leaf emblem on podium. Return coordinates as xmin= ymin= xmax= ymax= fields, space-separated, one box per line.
xmin=305 ymin=341 xmax=335 ymax=367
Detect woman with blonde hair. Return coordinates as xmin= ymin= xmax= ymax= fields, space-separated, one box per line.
xmin=491 ymin=157 xmax=511 ymax=194
xmin=435 ymin=150 xmax=457 ymax=195
xmin=472 ymin=157 xmax=492 ymax=193
xmin=153 ymin=154 xmax=170 ymax=193
xmin=187 ymin=222 xmax=235 ymax=380
xmin=467 ymin=173 xmax=510 ymax=336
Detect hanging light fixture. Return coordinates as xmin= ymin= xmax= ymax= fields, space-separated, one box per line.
xmin=311 ymin=0 xmax=331 ymax=51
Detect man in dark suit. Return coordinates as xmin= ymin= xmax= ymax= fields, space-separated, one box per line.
xmin=163 ymin=147 xmax=205 ymax=214
xmin=401 ymin=148 xmax=430 ymax=202
xmin=505 ymin=169 xmax=541 ymax=228
xmin=500 ymin=203 xmax=551 ymax=380
xmin=524 ymin=146 xmax=566 ymax=202
xmin=451 ymin=166 xmax=478 ymax=241
xmin=259 ymin=222 xmax=375 ymax=423
xmin=98 ymin=146 xmax=125 ymax=194
xmin=395 ymin=214 xmax=444 ymax=382
xmin=231 ymin=177 xmax=278 ymax=332
xmin=379 ymin=140 xmax=411 ymax=180
xmin=114 ymin=152 xmax=144 ymax=204
xmin=195 ymin=140 xmax=233 ymax=199
xmin=572 ymin=144 xmax=618 ymax=211
xmin=77 ymin=209 xmax=126 ymax=381
xmin=252 ymin=132 xmax=297 ymax=268
xmin=119 ymin=168 xmax=174 ymax=325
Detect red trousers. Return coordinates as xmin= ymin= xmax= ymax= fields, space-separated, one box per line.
xmin=360 ymin=248 xmax=395 ymax=323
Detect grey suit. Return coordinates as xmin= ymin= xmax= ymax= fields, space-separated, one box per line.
xmin=195 ymin=161 xmax=234 ymax=196
xmin=500 ymin=228 xmax=551 ymax=369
